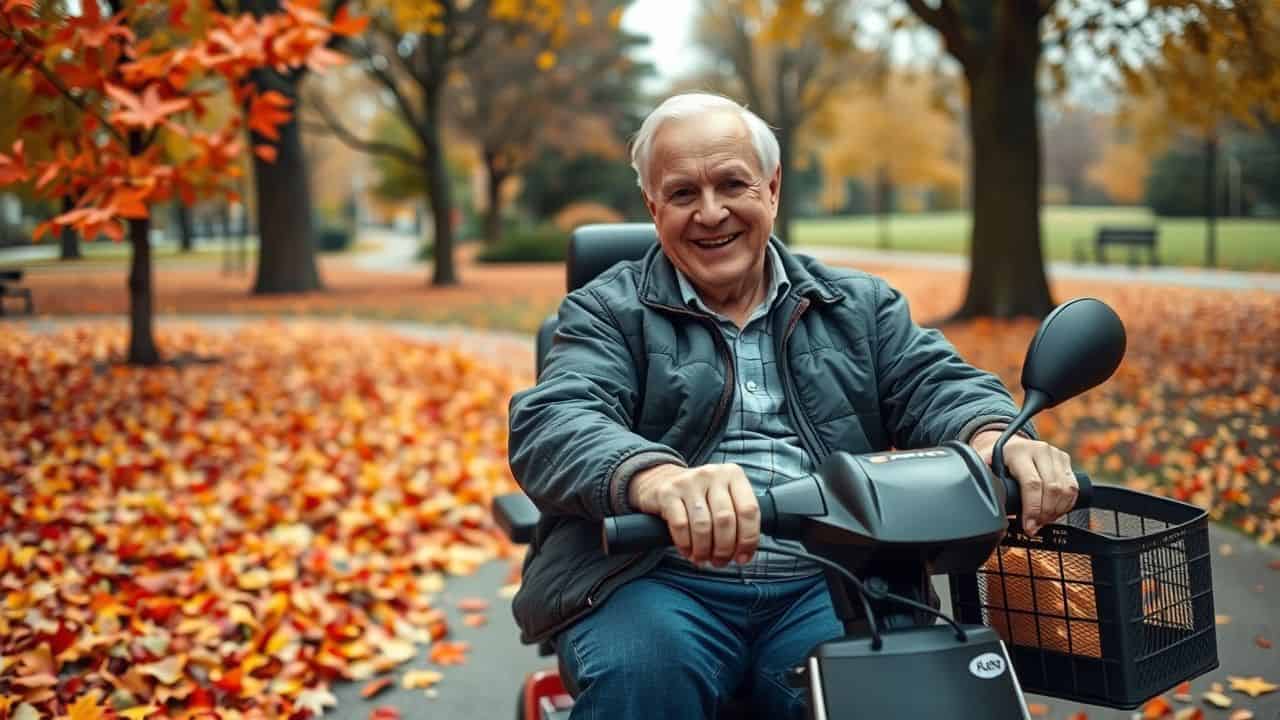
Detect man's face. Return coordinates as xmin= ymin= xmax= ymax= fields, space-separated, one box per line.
xmin=644 ymin=111 xmax=780 ymax=301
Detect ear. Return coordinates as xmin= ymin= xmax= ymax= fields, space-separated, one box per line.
xmin=643 ymin=189 xmax=658 ymax=221
xmin=768 ymin=164 xmax=782 ymax=220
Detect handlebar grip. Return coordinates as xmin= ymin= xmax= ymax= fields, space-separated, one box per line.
xmin=1003 ymin=471 xmax=1094 ymax=516
xmin=603 ymin=514 xmax=672 ymax=554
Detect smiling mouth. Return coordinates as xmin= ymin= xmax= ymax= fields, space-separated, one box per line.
xmin=691 ymin=232 xmax=742 ymax=249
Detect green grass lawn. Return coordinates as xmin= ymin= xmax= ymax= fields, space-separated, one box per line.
xmin=794 ymin=206 xmax=1280 ymax=272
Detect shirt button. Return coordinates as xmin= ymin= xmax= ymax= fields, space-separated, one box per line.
xmin=745 ymin=380 xmax=759 ymax=393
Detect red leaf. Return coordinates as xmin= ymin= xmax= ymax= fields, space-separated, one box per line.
xmin=1257 ymin=634 xmax=1273 ymax=649
xmin=247 ymin=90 xmax=292 ymax=141
xmin=369 ymin=708 xmax=401 ymax=720
xmin=253 ymin=144 xmax=278 ymax=162
xmin=330 ymin=4 xmax=369 ymax=36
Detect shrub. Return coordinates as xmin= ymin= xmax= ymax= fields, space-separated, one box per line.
xmin=476 ymin=225 xmax=567 ymax=263
xmin=315 ymin=225 xmax=352 ymax=253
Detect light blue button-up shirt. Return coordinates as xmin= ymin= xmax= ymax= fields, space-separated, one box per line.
xmin=667 ymin=245 xmax=821 ymax=580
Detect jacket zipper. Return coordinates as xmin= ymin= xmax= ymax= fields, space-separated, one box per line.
xmin=778 ymin=298 xmax=828 ymax=459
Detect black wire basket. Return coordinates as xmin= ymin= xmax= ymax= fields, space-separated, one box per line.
xmin=949 ymin=484 xmax=1219 ymax=709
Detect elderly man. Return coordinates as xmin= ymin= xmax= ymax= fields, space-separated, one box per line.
xmin=507 ymin=93 xmax=1079 ymax=720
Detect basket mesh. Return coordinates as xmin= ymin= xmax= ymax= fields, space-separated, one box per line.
xmin=954 ymin=487 xmax=1216 ymax=708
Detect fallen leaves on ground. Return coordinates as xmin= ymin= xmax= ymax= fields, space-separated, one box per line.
xmin=0 ymin=323 xmax=527 ymax=717
xmin=19 ymin=253 xmax=1276 ymax=540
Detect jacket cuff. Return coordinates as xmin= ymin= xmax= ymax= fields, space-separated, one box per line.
xmin=958 ymin=414 xmax=1037 ymax=444
xmin=608 ymin=450 xmax=687 ymax=515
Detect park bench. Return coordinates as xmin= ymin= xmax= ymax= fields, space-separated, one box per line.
xmin=0 ymin=268 xmax=34 ymax=316
xmin=1078 ymin=226 xmax=1160 ymax=267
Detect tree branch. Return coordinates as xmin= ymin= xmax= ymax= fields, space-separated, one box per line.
xmin=2 ymin=31 xmax=128 ymax=145
xmin=338 ymin=31 xmax=431 ymax=148
xmin=903 ymin=0 xmax=972 ymax=68
xmin=303 ymin=90 xmax=423 ymax=167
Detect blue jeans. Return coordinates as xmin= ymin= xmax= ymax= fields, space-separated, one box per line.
xmin=555 ymin=561 xmax=842 ymax=720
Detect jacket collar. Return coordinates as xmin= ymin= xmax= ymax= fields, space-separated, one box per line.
xmin=640 ymin=235 xmax=844 ymax=313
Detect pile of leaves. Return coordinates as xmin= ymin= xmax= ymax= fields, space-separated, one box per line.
xmin=0 ymin=323 xmax=529 ymax=718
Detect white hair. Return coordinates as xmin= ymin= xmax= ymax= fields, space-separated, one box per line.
xmin=629 ymin=93 xmax=780 ymax=196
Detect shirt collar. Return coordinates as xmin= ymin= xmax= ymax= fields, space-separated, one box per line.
xmin=675 ymin=243 xmax=791 ymax=321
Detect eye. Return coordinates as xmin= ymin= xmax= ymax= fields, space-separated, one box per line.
xmin=723 ymin=179 xmax=748 ymax=190
xmin=669 ymin=188 xmax=694 ymax=202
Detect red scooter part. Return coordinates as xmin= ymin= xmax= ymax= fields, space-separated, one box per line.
xmin=521 ymin=669 xmax=572 ymax=720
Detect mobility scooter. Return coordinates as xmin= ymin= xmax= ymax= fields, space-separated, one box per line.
xmin=494 ymin=224 xmax=1218 ymax=719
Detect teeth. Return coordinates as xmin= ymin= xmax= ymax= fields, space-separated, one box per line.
xmin=695 ymin=233 xmax=737 ymax=248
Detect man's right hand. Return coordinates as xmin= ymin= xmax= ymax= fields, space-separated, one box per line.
xmin=627 ymin=463 xmax=760 ymax=567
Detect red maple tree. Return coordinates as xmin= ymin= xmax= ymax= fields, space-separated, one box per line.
xmin=0 ymin=0 xmax=366 ymax=363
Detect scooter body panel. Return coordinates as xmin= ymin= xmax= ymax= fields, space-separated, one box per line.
xmin=808 ymin=625 xmax=1029 ymax=720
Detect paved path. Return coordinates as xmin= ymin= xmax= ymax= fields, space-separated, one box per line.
xmin=351 ymin=226 xmax=1280 ymax=292
xmin=15 ymin=315 xmax=1279 ymax=719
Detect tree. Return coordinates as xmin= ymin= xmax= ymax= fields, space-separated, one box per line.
xmin=899 ymin=0 xmax=1280 ymax=317
xmin=231 ymin=0 xmax=364 ymax=294
xmin=692 ymin=0 xmax=865 ymax=244
xmin=810 ymin=70 xmax=964 ymax=248
xmin=0 ymin=0 xmax=355 ymax=364
xmin=313 ymin=0 xmax=579 ymax=286
xmin=447 ymin=1 xmax=642 ymax=245
xmin=1043 ymin=103 xmax=1102 ymax=205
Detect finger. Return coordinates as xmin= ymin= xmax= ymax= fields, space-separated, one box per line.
xmin=1031 ymin=450 xmax=1064 ymax=530
xmin=1009 ymin=451 xmax=1044 ymax=536
xmin=706 ymin=483 xmax=737 ymax=567
xmin=1053 ymin=451 xmax=1079 ymax=517
xmin=662 ymin=497 xmax=692 ymax=559
xmin=727 ymin=473 xmax=759 ymax=565
xmin=685 ymin=494 xmax=713 ymax=564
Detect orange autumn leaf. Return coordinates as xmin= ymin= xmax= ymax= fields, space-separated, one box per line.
xmin=360 ymin=677 xmax=393 ymax=699
xmin=1257 ymin=635 xmax=1273 ymax=649
xmin=105 ymin=83 xmax=192 ymax=131
xmin=429 ymin=641 xmax=470 ymax=666
xmin=462 ymin=613 xmax=487 ymax=628
xmin=1027 ymin=702 xmax=1050 ymax=716
xmin=1143 ymin=695 xmax=1173 ymax=718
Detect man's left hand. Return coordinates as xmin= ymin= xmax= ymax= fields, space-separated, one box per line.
xmin=970 ymin=430 xmax=1078 ymax=536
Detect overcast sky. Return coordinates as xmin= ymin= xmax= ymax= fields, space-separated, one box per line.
xmin=620 ymin=0 xmax=702 ymax=90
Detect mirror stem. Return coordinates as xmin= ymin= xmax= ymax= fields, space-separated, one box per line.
xmin=991 ymin=389 xmax=1050 ymax=480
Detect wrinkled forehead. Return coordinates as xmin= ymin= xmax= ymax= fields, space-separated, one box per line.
xmin=648 ymin=111 xmax=762 ymax=180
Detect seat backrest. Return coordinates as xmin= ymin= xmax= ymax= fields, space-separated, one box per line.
xmin=536 ymin=223 xmax=658 ymax=376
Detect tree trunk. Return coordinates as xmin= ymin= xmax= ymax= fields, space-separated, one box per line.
xmin=60 ymin=196 xmax=82 ymax=260
xmin=775 ymin=126 xmax=795 ymax=244
xmin=1204 ymin=134 xmax=1218 ymax=268
xmin=953 ymin=11 xmax=1054 ymax=320
xmin=483 ymin=151 xmax=507 ymax=246
xmin=422 ymin=95 xmax=457 ymax=286
xmin=175 ymin=203 xmax=194 ymax=252
xmin=127 ymin=213 xmax=160 ymax=365
xmin=248 ymin=72 xmax=324 ymax=294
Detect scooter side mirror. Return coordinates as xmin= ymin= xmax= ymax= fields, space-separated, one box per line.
xmin=1020 ymin=297 xmax=1126 ymax=410
xmin=993 ymin=298 xmax=1126 ymax=482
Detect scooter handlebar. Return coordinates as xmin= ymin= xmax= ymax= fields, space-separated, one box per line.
xmin=602 ymin=493 xmax=777 ymax=555
xmin=1003 ymin=471 xmax=1094 ymax=516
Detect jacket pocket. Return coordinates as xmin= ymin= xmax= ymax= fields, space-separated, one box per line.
xmin=512 ymin=517 xmax=638 ymax=644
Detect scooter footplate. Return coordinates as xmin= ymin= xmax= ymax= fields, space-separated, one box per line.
xmin=809 ymin=625 xmax=1029 ymax=720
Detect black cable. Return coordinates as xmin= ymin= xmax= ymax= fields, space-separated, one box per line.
xmin=758 ymin=542 xmax=883 ymax=650
xmin=760 ymin=543 xmax=968 ymax=644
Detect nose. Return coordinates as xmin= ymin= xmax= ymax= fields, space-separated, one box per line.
xmin=693 ymin=188 xmax=729 ymax=226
